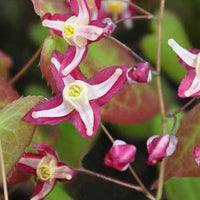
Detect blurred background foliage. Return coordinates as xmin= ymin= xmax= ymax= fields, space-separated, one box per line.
xmin=1 ymin=0 xmax=200 ymax=199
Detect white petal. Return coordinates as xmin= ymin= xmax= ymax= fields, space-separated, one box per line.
xmin=121 ymin=10 xmax=133 ymax=29
xmin=77 ymin=0 xmax=90 ymax=21
xmin=62 ymin=46 xmax=86 ymax=76
xmin=31 ymin=182 xmax=55 ymax=200
xmin=76 ymin=25 xmax=103 ymax=40
xmin=87 ymin=68 xmax=123 ymax=100
xmin=166 ymin=135 xmax=178 ymax=156
xmin=184 ymin=75 xmax=200 ymax=97
xmin=42 ymin=20 xmax=65 ymax=31
xmin=168 ymin=39 xmax=197 ymax=67
xmin=32 ymin=101 xmax=73 ymax=118
xmin=51 ymin=57 xmax=61 ymax=71
xmin=18 ymin=157 xmax=41 ymax=169
xmin=113 ymin=140 xmax=126 ymax=147
xmin=52 ymin=166 xmax=72 ymax=180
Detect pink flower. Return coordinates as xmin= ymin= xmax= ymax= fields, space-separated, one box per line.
xmin=126 ymin=62 xmax=152 ymax=84
xmin=16 ymin=144 xmax=75 ymax=200
xmin=146 ymin=134 xmax=178 ymax=165
xmin=168 ymin=39 xmax=200 ymax=98
xmin=42 ymin=0 xmax=114 ymax=76
xmin=24 ymin=50 xmax=128 ymax=138
xmin=100 ymin=0 xmax=136 ymax=29
xmin=104 ymin=140 xmax=137 ymax=171
xmin=193 ymin=146 xmax=200 ymax=168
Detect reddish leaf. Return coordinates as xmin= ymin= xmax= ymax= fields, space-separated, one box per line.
xmin=0 ymin=51 xmax=12 ymax=80
xmin=40 ymin=33 xmax=159 ymax=124
xmin=32 ymin=0 xmax=70 ymax=17
xmin=0 ymin=78 xmax=19 ymax=110
xmin=159 ymin=103 xmax=200 ymax=185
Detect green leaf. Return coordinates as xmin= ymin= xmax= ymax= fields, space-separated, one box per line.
xmin=141 ymin=11 xmax=192 ymax=83
xmin=0 ymin=78 xmax=19 ymax=110
xmin=32 ymin=0 xmax=70 ymax=17
xmin=41 ymin=33 xmax=159 ymax=124
xmin=0 ymin=96 xmax=44 ymax=184
xmin=165 ymin=178 xmax=200 ymax=200
xmin=163 ymin=102 xmax=200 ymax=183
xmin=46 ymin=183 xmax=74 ymax=200
xmin=0 ymin=50 xmax=12 ymax=80
xmin=56 ymin=122 xmax=98 ymax=167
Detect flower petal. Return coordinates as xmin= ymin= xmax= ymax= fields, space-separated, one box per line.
xmin=178 ymin=70 xmax=200 ymax=97
xmin=60 ymin=45 xmax=88 ymax=76
xmin=70 ymin=0 xmax=90 ymax=21
xmin=87 ymin=66 xmax=127 ymax=104
xmin=16 ymin=153 xmax=43 ymax=174
xmin=166 ymin=135 xmax=178 ymax=157
xmin=168 ymin=39 xmax=197 ymax=68
xmin=71 ymin=101 xmax=101 ymax=138
xmin=24 ymin=94 xmax=73 ymax=125
xmin=193 ymin=146 xmax=200 ymax=167
xmin=31 ymin=181 xmax=56 ymax=200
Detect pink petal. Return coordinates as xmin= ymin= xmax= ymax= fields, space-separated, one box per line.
xmin=31 ymin=181 xmax=56 ymax=200
xmin=88 ymin=66 xmax=128 ymax=105
xmin=33 ymin=144 xmax=58 ymax=160
xmin=71 ymin=101 xmax=101 ymax=138
xmin=23 ymin=94 xmax=73 ymax=125
xmin=42 ymin=13 xmax=72 ymax=37
xmin=193 ymin=146 xmax=200 ymax=167
xmin=16 ymin=153 xmax=43 ymax=174
xmin=60 ymin=45 xmax=88 ymax=76
xmin=70 ymin=0 xmax=90 ymax=21
xmin=178 ymin=70 xmax=200 ymax=98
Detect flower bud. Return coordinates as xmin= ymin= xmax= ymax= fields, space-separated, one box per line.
xmin=193 ymin=146 xmax=200 ymax=167
xmin=146 ymin=134 xmax=178 ymax=165
xmin=104 ymin=140 xmax=136 ymax=171
xmin=126 ymin=62 xmax=152 ymax=84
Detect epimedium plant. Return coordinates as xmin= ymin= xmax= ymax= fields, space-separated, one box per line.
xmin=1 ymin=0 xmax=200 ymax=200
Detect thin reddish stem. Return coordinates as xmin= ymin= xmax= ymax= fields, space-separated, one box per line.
xmin=115 ymin=15 xmax=154 ymax=24
xmin=9 ymin=44 xmax=43 ymax=85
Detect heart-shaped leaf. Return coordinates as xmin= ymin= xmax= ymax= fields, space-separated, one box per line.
xmin=40 ymin=33 xmax=159 ymax=124
xmin=0 ymin=96 xmax=44 ymax=184
xmin=0 ymin=78 xmax=19 ymax=110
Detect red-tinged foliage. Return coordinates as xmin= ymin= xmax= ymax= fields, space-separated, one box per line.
xmin=0 ymin=78 xmax=19 ymax=110
xmin=32 ymin=0 xmax=71 ymax=17
xmin=152 ymin=103 xmax=200 ymax=188
xmin=0 ymin=51 xmax=12 ymax=80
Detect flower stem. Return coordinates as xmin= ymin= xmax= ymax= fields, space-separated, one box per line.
xmin=115 ymin=15 xmax=154 ymax=25
xmin=76 ymin=168 xmax=142 ymax=192
xmin=120 ymin=0 xmax=156 ymax=19
xmin=166 ymin=96 xmax=200 ymax=118
xmin=9 ymin=44 xmax=43 ymax=85
xmin=155 ymin=0 xmax=166 ymax=199
xmin=100 ymin=122 xmax=155 ymax=200
xmin=0 ymin=141 xmax=9 ymax=200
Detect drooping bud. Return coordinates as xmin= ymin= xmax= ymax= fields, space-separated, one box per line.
xmin=104 ymin=140 xmax=136 ymax=171
xmin=193 ymin=146 xmax=200 ymax=167
xmin=146 ymin=134 xmax=178 ymax=166
xmin=126 ymin=62 xmax=152 ymax=84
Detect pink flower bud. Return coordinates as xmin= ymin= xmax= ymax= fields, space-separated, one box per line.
xmin=104 ymin=140 xmax=136 ymax=171
xmin=126 ymin=62 xmax=152 ymax=84
xmin=193 ymin=146 xmax=200 ymax=167
xmin=146 ymin=134 xmax=178 ymax=166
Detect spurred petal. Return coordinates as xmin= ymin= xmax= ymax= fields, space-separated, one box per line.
xmin=168 ymin=39 xmax=197 ymax=68
xmin=88 ymin=66 xmax=128 ymax=105
xmin=60 ymin=45 xmax=88 ymax=76
xmin=178 ymin=70 xmax=200 ymax=98
xmin=71 ymin=101 xmax=101 ymax=138
xmin=193 ymin=146 xmax=200 ymax=168
xmin=42 ymin=13 xmax=72 ymax=37
xmin=16 ymin=153 xmax=43 ymax=174
xmin=31 ymin=181 xmax=56 ymax=200
xmin=24 ymin=94 xmax=73 ymax=125
xmin=70 ymin=0 xmax=90 ymax=21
